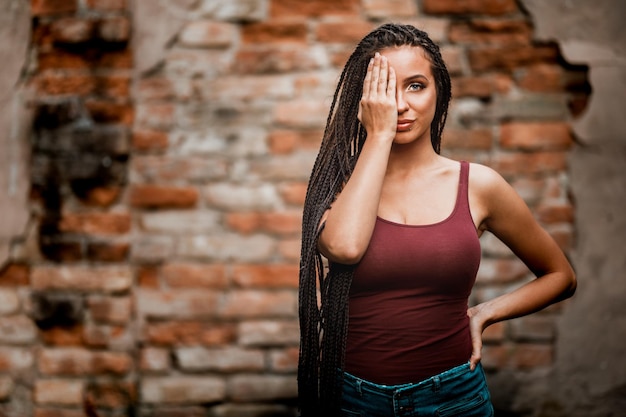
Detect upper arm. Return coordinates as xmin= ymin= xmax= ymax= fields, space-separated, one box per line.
xmin=470 ymin=164 xmax=574 ymax=279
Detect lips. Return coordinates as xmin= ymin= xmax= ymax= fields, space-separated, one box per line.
xmin=396 ymin=119 xmax=414 ymax=131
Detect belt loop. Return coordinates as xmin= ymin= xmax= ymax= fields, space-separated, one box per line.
xmin=356 ymin=379 xmax=363 ymax=396
xmin=432 ymin=376 xmax=441 ymax=392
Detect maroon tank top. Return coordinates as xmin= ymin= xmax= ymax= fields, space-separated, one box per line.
xmin=345 ymin=161 xmax=481 ymax=384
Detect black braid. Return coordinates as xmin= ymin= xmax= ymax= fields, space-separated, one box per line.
xmin=298 ymin=23 xmax=452 ymax=416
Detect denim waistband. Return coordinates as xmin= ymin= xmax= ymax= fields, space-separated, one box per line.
xmin=342 ymin=361 xmax=475 ymax=395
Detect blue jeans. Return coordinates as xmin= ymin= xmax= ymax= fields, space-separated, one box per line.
xmin=341 ymin=362 xmax=493 ymax=417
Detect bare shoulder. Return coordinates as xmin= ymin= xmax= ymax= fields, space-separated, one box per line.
xmin=467 ymin=162 xmax=510 ymax=196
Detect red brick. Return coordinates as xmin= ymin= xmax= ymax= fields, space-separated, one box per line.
xmin=38 ymin=348 xmax=132 ymax=376
xmin=82 ymin=324 xmax=129 ymax=348
xmin=87 ymin=241 xmax=130 ymax=262
xmin=273 ymin=99 xmax=328 ymax=128
xmin=50 ymin=17 xmax=96 ymax=43
xmin=477 ymin=258 xmax=531 ymax=284
xmin=278 ymin=182 xmax=308 ymax=206
xmin=39 ymin=325 xmax=84 ymax=346
xmin=517 ymin=63 xmax=566 ymax=92
xmin=34 ymin=409 xmax=85 ymax=417
xmin=129 ymin=185 xmax=198 ymax=208
xmin=483 ymin=321 xmax=506 ymax=342
xmin=137 ymin=289 xmax=220 ymax=320
xmin=448 ymin=19 xmax=531 ymax=45
xmin=492 ymin=151 xmax=568 ymax=176
xmin=144 ymin=321 xmax=236 ymax=346
xmin=242 ymin=20 xmax=308 ymax=44
xmin=135 ymin=103 xmax=175 ymax=130
xmin=38 ymin=49 xmax=132 ymax=70
xmin=547 ymin=225 xmax=574 ymax=252
xmin=59 ymin=212 xmax=131 ymax=235
xmin=98 ymin=16 xmax=131 ymax=42
xmin=269 ymin=346 xmax=299 ymax=372
xmin=84 ymin=380 xmax=135 ymax=409
xmin=225 ymin=211 xmax=302 ymax=235
xmin=136 ymin=77 xmax=175 ymax=101
xmin=481 ymin=344 xmax=508 ymax=370
xmin=31 ymin=266 xmax=132 ymax=293
xmin=137 ymin=266 xmax=159 ymax=288
xmin=468 ymin=44 xmax=560 ymax=72
xmin=500 ymin=122 xmax=573 ymax=150
xmin=422 ymin=0 xmax=518 ymax=15
xmin=95 ymin=49 xmax=133 ymax=69
xmin=179 ymin=21 xmax=236 ymax=48
xmin=35 ymin=73 xmax=131 ymax=97
xmin=232 ymin=264 xmax=299 ymax=288
xmin=161 ymin=263 xmax=228 ymax=288
xmin=34 ymin=379 xmax=84 ymax=405
xmin=0 ymin=316 xmax=38 ymax=344
xmin=510 ymin=343 xmax=553 ymax=368
xmin=88 ymin=296 xmax=132 ymax=324
xmin=234 ymin=45 xmax=327 ymax=74
xmin=268 ymin=130 xmax=298 ymax=154
xmin=86 ymin=0 xmax=126 ymax=11
xmin=0 ymin=347 xmax=35 ymax=372
xmin=278 ymin=238 xmax=301 ymax=262
xmin=32 ymin=0 xmax=77 ymax=16
xmin=452 ymin=76 xmax=494 ymax=99
xmin=132 ymin=130 xmax=169 ymax=151
xmin=142 ymin=376 xmax=226 ymax=404
xmin=315 ymin=21 xmax=375 ymax=44
xmin=362 ymin=0 xmax=418 ymax=18
xmin=85 ymin=99 xmax=134 ymax=125
xmin=219 ymin=290 xmax=297 ymax=318
xmin=271 ymin=0 xmax=360 ymax=18
xmin=0 ymin=264 xmax=29 ymax=286
xmin=34 ymin=73 xmax=95 ymax=96
xmin=140 ymin=347 xmax=170 ymax=373
xmin=510 ymin=315 xmax=556 ymax=341
xmin=442 ymin=127 xmax=493 ymax=150
xmin=79 ymin=186 xmax=122 ymax=207
xmin=536 ymin=202 xmax=574 ymax=224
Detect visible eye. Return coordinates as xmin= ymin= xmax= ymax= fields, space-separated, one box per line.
xmin=408 ymin=83 xmax=424 ymax=91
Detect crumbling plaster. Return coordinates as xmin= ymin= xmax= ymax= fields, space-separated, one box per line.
xmin=0 ymin=0 xmax=32 ymax=267
xmin=518 ymin=1 xmax=626 ymax=415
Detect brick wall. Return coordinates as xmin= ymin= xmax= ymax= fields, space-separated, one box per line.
xmin=0 ymin=0 xmax=589 ymax=415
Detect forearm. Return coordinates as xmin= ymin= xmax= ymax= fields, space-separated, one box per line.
xmin=470 ymin=269 xmax=576 ymax=328
xmin=318 ymin=137 xmax=392 ymax=264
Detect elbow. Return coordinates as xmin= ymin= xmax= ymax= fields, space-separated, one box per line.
xmin=564 ymin=271 xmax=577 ymax=298
xmin=559 ymin=267 xmax=577 ymax=300
xmin=318 ymin=240 xmax=365 ymax=265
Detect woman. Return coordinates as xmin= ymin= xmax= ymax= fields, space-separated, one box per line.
xmin=298 ymin=23 xmax=576 ymax=416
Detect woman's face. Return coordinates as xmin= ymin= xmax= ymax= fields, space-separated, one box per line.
xmin=379 ymin=45 xmax=438 ymax=145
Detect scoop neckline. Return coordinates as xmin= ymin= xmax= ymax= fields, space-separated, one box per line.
xmin=375 ymin=162 xmax=464 ymax=228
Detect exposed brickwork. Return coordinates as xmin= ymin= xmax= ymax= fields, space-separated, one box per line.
xmin=0 ymin=0 xmax=590 ymax=415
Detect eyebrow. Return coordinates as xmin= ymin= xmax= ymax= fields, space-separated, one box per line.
xmin=402 ymin=74 xmax=429 ymax=84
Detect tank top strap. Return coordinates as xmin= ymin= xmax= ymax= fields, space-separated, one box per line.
xmin=457 ymin=161 xmax=470 ymax=213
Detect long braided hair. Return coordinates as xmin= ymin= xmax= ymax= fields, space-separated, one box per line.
xmin=298 ymin=23 xmax=452 ymax=416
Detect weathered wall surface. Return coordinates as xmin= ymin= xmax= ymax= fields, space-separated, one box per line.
xmin=0 ymin=0 xmax=31 ymax=269
xmin=0 ymin=0 xmax=622 ymax=416
xmin=519 ymin=1 xmax=626 ymax=416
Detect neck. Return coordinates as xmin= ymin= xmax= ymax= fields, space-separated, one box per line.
xmin=387 ymin=136 xmax=440 ymax=175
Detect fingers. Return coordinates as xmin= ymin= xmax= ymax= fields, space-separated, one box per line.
xmin=362 ymin=52 xmax=392 ymax=99
xmin=362 ymin=57 xmax=373 ymax=98
xmin=376 ymin=53 xmax=388 ymax=96
xmin=387 ymin=66 xmax=396 ymax=97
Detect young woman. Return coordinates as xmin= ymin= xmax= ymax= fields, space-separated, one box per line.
xmin=298 ymin=23 xmax=576 ymax=416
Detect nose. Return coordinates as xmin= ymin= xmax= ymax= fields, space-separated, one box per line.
xmin=396 ymin=89 xmax=409 ymax=113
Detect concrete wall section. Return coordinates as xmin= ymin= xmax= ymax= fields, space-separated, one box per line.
xmin=522 ymin=0 xmax=626 ymax=415
xmin=0 ymin=0 xmax=32 ymax=267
